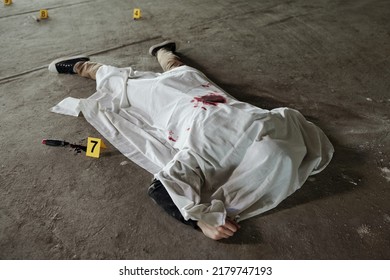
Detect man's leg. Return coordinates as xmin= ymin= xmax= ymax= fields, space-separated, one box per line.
xmin=156 ymin=49 xmax=184 ymax=72
xmin=48 ymin=55 xmax=102 ymax=80
xmin=149 ymin=40 xmax=184 ymax=72
xmin=74 ymin=61 xmax=102 ymax=80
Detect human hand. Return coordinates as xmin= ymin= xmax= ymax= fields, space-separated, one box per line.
xmin=197 ymin=219 xmax=241 ymax=240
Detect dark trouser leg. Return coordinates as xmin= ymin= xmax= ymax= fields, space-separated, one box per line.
xmin=148 ymin=179 xmax=198 ymax=229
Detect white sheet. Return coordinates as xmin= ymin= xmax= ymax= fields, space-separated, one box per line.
xmin=52 ymin=65 xmax=334 ymax=226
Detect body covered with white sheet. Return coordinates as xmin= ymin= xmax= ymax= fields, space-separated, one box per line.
xmin=52 ymin=65 xmax=334 ymax=227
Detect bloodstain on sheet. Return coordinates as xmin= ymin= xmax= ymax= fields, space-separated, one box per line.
xmin=191 ymin=92 xmax=227 ymax=110
xmin=168 ymin=130 xmax=177 ymax=142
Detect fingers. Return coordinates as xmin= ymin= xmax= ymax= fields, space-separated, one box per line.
xmin=223 ymin=219 xmax=240 ymax=232
xmin=217 ymin=226 xmax=234 ymax=238
xmin=197 ymin=221 xmax=226 ymax=240
xmin=215 ymin=219 xmax=241 ymax=239
xmin=229 ymin=219 xmax=241 ymax=229
xmin=197 ymin=219 xmax=241 ymax=240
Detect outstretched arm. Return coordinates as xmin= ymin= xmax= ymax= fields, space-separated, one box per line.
xmin=197 ymin=219 xmax=241 ymax=240
xmin=148 ymin=179 xmax=240 ymax=240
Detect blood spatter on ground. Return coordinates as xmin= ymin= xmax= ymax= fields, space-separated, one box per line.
xmin=191 ymin=92 xmax=227 ymax=110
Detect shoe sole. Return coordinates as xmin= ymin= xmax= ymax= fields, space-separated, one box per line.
xmin=148 ymin=40 xmax=176 ymax=56
xmin=48 ymin=55 xmax=90 ymax=73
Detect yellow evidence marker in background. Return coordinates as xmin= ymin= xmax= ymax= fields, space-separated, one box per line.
xmin=4 ymin=0 xmax=12 ymax=6
xmin=86 ymin=137 xmax=107 ymax=158
xmin=40 ymin=9 xmax=49 ymax=19
xmin=133 ymin=8 xmax=141 ymax=20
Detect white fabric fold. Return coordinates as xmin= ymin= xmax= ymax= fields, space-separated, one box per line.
xmin=50 ymin=97 xmax=81 ymax=116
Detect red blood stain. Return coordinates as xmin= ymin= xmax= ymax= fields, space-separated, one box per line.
xmin=191 ymin=93 xmax=226 ymax=110
xmin=168 ymin=130 xmax=177 ymax=142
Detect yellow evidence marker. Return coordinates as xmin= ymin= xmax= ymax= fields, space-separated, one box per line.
xmin=133 ymin=8 xmax=141 ymax=20
xmin=86 ymin=137 xmax=107 ymax=158
xmin=40 ymin=9 xmax=49 ymax=19
xmin=4 ymin=0 xmax=12 ymax=5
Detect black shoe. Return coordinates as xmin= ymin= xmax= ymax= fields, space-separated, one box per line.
xmin=48 ymin=55 xmax=90 ymax=74
xmin=148 ymin=40 xmax=176 ymax=57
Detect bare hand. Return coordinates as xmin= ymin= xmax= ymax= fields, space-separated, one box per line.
xmin=197 ymin=219 xmax=241 ymax=240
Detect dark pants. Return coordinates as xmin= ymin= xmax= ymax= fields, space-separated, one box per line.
xmin=148 ymin=179 xmax=198 ymax=229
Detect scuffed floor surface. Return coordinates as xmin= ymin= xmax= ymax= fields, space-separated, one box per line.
xmin=0 ymin=0 xmax=389 ymax=259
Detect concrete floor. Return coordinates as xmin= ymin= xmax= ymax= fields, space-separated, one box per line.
xmin=0 ymin=0 xmax=389 ymax=260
